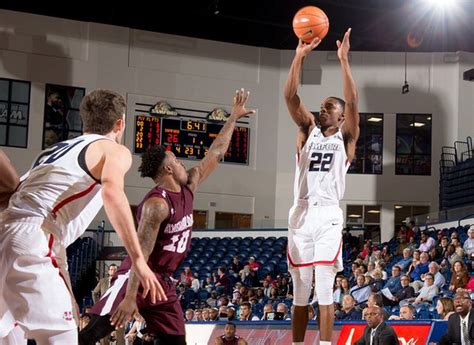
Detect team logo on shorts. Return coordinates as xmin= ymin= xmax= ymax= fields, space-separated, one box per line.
xmin=63 ymin=311 xmax=73 ymax=321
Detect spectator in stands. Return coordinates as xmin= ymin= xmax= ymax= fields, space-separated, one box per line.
xmin=463 ymin=226 xmax=474 ymax=256
xmin=380 ymin=245 xmax=392 ymax=264
xmin=239 ymin=302 xmax=259 ymax=321
xmin=405 ymin=236 xmax=417 ymax=252
xmin=216 ymin=266 xmax=232 ymax=295
xmin=195 ymin=309 xmax=203 ymax=321
xmin=367 ymin=293 xmax=389 ymax=320
xmin=278 ymin=276 xmax=291 ymax=298
xmin=227 ymin=306 xmax=236 ymax=321
xmin=395 ymin=236 xmax=408 ymax=257
xmin=387 ymin=274 xmax=415 ymax=306
xmin=277 ymin=303 xmax=291 ymax=320
xmin=351 ymin=275 xmax=372 ymax=304
xmin=248 ymin=257 xmax=260 ymax=271
xmin=334 ymin=277 xmax=351 ymax=307
xmin=92 ymin=264 xmax=118 ymax=304
xmin=428 ymin=246 xmax=441 ymax=263
xmin=360 ymin=242 xmax=372 ymax=262
xmin=355 ymin=306 xmax=398 ymax=345
xmin=451 ymin=231 xmax=459 ymax=241
xmin=210 ymin=307 xmax=219 ymax=321
xmin=349 ymin=262 xmax=361 ymax=286
xmin=369 ymin=251 xmax=383 ymax=266
xmin=436 ymin=297 xmax=455 ymax=320
xmin=410 ymin=252 xmax=430 ymax=282
xmin=231 ymin=256 xmax=243 ymax=274
xmin=395 ymin=248 xmax=413 ymax=272
xmin=179 ymin=266 xmax=193 ymax=288
xmin=365 ymin=262 xmax=376 ymax=278
xmin=262 ymin=280 xmax=272 ymax=299
xmin=204 ymin=275 xmax=216 ymax=292
xmin=308 ymin=304 xmax=316 ymax=320
xmin=190 ymin=273 xmax=200 ymax=293
xmin=418 ymin=231 xmax=436 ymax=253
xmin=202 ymin=308 xmax=211 ymax=321
xmin=436 ymin=230 xmax=444 ymax=244
xmin=371 ymin=270 xmax=385 ymax=292
xmin=335 ymin=295 xmax=362 ymax=321
xmin=268 ymin=287 xmax=279 ymax=304
xmin=239 ymin=265 xmax=251 ymax=282
xmin=438 ymin=289 xmax=474 ymax=345
xmin=261 ymin=304 xmax=274 ymax=320
xmin=185 ymin=309 xmax=195 ymax=322
xmin=383 ymin=265 xmax=402 ymax=296
xmin=398 ymin=225 xmax=408 ymax=243
xmin=243 ymin=269 xmax=259 ymax=288
xmin=443 ymin=244 xmax=462 ymax=269
xmin=438 ymin=236 xmax=450 ymax=257
xmin=388 ymin=304 xmax=415 ymax=320
xmin=239 ymin=285 xmax=249 ymax=302
xmin=375 ymin=262 xmax=388 ymax=280
xmin=215 ymin=322 xmax=248 ymax=345
xmin=407 ymin=220 xmax=418 ymax=237
xmin=410 ymin=273 xmax=439 ymax=308
xmin=407 ymin=250 xmax=421 ymax=276
xmin=207 ymin=291 xmax=219 ymax=308
xmin=428 ymin=261 xmax=446 ymax=289
xmin=449 ymin=260 xmax=470 ymax=291
xmin=255 ymin=288 xmax=267 ymax=304
xmin=452 ymin=237 xmax=465 ymax=258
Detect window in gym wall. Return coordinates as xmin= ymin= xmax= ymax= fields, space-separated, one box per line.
xmin=394 ymin=205 xmax=430 ymax=229
xmin=193 ymin=210 xmax=208 ymax=229
xmin=0 ymin=78 xmax=31 ymax=148
xmin=349 ymin=113 xmax=383 ymax=174
xmin=215 ymin=212 xmax=252 ymax=229
xmin=396 ymin=113 xmax=432 ymax=175
xmin=43 ymin=84 xmax=86 ymax=149
xmin=346 ymin=204 xmax=381 ymax=242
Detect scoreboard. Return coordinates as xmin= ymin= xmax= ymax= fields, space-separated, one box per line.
xmin=134 ymin=115 xmax=250 ymax=165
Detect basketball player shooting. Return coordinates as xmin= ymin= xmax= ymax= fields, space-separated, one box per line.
xmin=79 ymin=88 xmax=255 ymax=345
xmin=283 ymin=28 xmax=359 ymax=345
xmin=0 ymin=90 xmax=165 ymax=345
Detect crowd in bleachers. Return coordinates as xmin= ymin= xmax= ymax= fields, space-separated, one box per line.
xmin=171 ymin=221 xmax=474 ymax=323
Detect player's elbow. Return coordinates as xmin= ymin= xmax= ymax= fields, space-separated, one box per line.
xmin=101 ymin=183 xmax=123 ymax=204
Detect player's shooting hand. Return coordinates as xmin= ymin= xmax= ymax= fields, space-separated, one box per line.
xmin=230 ymin=88 xmax=256 ymax=120
xmin=110 ymin=295 xmax=139 ymax=329
xmin=296 ymin=37 xmax=321 ymax=57
xmin=337 ymin=28 xmax=351 ymax=61
xmin=133 ymin=258 xmax=167 ymax=304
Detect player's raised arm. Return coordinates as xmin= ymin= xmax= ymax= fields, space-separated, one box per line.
xmin=186 ymin=88 xmax=255 ymax=193
xmin=100 ymin=142 xmax=166 ymax=304
xmin=338 ymin=28 xmax=360 ymax=160
xmin=110 ymin=196 xmax=169 ymax=328
xmin=284 ymin=38 xmax=321 ymax=133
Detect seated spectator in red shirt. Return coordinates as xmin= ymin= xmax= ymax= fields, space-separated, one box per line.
xmin=248 ymin=257 xmax=260 ymax=271
xmin=178 ymin=266 xmax=193 ymax=287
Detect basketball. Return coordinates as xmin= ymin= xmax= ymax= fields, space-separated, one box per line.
xmin=292 ymin=6 xmax=329 ymax=43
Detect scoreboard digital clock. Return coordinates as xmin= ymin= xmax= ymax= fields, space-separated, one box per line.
xmin=134 ymin=115 xmax=250 ymax=165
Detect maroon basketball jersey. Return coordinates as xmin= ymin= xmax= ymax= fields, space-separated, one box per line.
xmin=135 ymin=185 xmax=194 ymax=275
xmin=220 ymin=335 xmax=241 ymax=345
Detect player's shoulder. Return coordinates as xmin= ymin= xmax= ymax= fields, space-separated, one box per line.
xmin=92 ymin=140 xmax=131 ymax=158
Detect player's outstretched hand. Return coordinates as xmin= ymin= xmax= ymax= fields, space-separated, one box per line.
xmin=296 ymin=37 xmax=321 ymax=58
xmin=230 ymin=88 xmax=256 ymax=120
xmin=110 ymin=296 xmax=139 ymax=329
xmin=337 ymin=28 xmax=351 ymax=61
xmin=133 ymin=258 xmax=167 ymax=304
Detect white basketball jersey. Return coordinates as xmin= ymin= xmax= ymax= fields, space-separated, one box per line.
xmin=294 ymin=126 xmax=349 ymax=203
xmin=7 ymin=134 xmax=110 ymax=247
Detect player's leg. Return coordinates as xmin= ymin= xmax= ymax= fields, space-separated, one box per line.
xmin=28 ymin=329 xmax=77 ymax=345
xmin=288 ymin=264 xmax=313 ymax=344
xmin=314 ymin=264 xmax=337 ymax=345
xmin=79 ymin=314 xmax=115 ymax=345
xmin=154 ymin=333 xmax=186 ymax=345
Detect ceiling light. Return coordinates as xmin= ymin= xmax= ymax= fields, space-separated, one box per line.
xmin=410 ymin=122 xmax=425 ymax=127
xmin=367 ymin=210 xmax=380 ymax=214
xmin=348 ymin=214 xmax=362 ymax=218
xmin=367 ymin=117 xmax=383 ymax=123
xmin=395 ymin=205 xmax=404 ymax=209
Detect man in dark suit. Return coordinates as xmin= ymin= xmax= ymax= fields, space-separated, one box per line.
xmin=438 ymin=289 xmax=474 ymax=345
xmin=355 ymin=306 xmax=398 ymax=345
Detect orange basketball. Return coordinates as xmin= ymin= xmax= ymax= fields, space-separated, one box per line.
xmin=292 ymin=6 xmax=329 ymax=43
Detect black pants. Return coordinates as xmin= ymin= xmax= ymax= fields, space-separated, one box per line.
xmin=79 ymin=315 xmax=186 ymax=345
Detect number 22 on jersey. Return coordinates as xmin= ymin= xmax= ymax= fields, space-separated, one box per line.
xmin=309 ymin=152 xmax=334 ymax=172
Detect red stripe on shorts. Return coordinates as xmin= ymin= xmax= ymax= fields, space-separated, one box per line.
xmin=287 ymin=238 xmax=343 ymax=267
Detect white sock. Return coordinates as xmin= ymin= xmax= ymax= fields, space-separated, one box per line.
xmin=320 ymin=341 xmax=332 ymax=345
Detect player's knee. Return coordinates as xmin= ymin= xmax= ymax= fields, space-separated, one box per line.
xmin=314 ymin=265 xmax=336 ymax=305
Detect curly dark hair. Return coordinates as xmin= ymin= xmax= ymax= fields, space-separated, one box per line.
xmin=138 ymin=145 xmax=168 ymax=179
